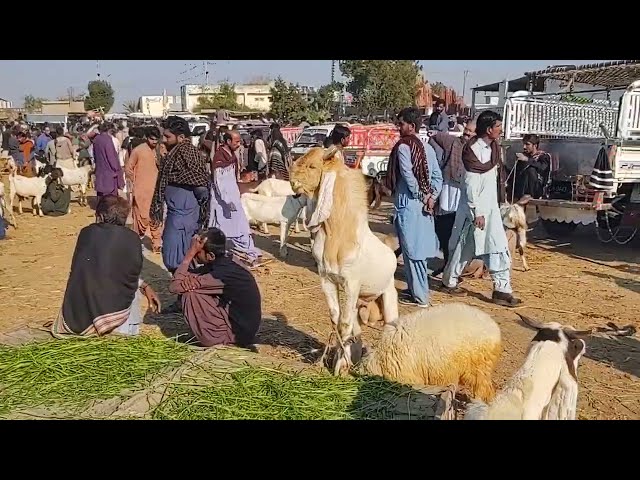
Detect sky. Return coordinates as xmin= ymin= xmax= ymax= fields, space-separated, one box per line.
xmin=0 ymin=59 xmax=610 ymax=112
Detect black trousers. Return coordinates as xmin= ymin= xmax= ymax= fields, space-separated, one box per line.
xmin=435 ymin=212 xmax=456 ymax=266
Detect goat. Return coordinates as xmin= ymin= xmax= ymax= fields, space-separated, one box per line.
xmin=359 ymin=303 xmax=502 ymax=402
xmin=248 ymin=177 xmax=307 ymax=233
xmin=499 ymin=195 xmax=531 ymax=271
xmin=464 ymin=313 xmax=589 ymax=420
xmin=41 ymin=163 xmax=93 ymax=206
xmin=240 ymin=192 xmax=309 ymax=258
xmin=290 ymin=146 xmax=398 ymax=375
xmin=366 ymin=175 xmax=391 ymax=210
xmin=7 ymin=158 xmax=48 ymax=217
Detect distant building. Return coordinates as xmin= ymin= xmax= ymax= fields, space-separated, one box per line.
xmin=180 ymin=83 xmax=274 ymax=113
xmin=0 ymin=98 xmax=12 ymax=109
xmin=137 ymin=94 xmax=181 ymax=117
xmin=40 ymin=100 xmax=86 ymax=115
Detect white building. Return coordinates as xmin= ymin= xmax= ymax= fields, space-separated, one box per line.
xmin=137 ymin=93 xmax=181 ymax=117
xmin=180 ymin=83 xmax=274 ymax=113
xmin=0 ymin=98 xmax=13 ymax=109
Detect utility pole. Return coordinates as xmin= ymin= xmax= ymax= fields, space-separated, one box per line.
xmin=96 ymin=60 xmax=101 ymax=80
xmin=204 ymin=61 xmax=209 ymax=86
xmin=331 ymin=60 xmax=336 ymax=84
xmin=462 ymin=69 xmax=470 ymax=101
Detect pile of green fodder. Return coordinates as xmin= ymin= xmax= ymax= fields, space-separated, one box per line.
xmin=152 ymin=364 xmax=412 ymax=420
xmin=0 ymin=336 xmax=193 ymax=416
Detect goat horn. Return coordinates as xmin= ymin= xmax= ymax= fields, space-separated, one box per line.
xmin=516 ymin=312 xmax=547 ymax=330
xmin=323 ymin=145 xmax=339 ymax=160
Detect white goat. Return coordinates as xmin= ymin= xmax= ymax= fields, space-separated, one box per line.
xmin=249 ymin=177 xmax=308 ymax=233
xmin=290 ymin=146 xmax=399 ymax=375
xmin=57 ymin=164 xmax=93 ymax=206
xmin=240 ymin=192 xmax=309 ymax=258
xmin=465 ymin=313 xmax=589 ymax=420
xmin=360 ymin=303 xmax=502 ymax=402
xmin=500 ymin=195 xmax=531 ymax=271
xmin=7 ymin=158 xmax=48 ymax=217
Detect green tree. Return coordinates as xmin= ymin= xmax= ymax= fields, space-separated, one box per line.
xmin=23 ymin=95 xmax=46 ymax=113
xmin=268 ymin=78 xmax=309 ymax=123
xmin=338 ymin=60 xmax=421 ymax=115
xmin=193 ymin=82 xmax=254 ymax=113
xmin=84 ymin=80 xmax=115 ymax=113
xmin=123 ymin=100 xmax=139 ymax=114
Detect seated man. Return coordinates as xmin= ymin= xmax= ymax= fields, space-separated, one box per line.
xmin=41 ymin=168 xmax=71 ymax=216
xmin=51 ymin=195 xmax=161 ymax=338
xmin=513 ymin=133 xmax=551 ymax=200
xmin=169 ymin=227 xmax=262 ymax=348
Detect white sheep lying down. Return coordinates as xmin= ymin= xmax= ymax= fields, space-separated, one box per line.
xmin=359 ymin=303 xmax=502 ymax=402
xmin=249 ymin=177 xmax=308 ymax=233
xmin=240 ymin=192 xmax=309 ymax=258
xmin=464 ymin=313 xmax=589 ymax=420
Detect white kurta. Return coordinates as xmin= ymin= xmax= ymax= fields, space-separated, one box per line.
xmin=443 ymin=138 xmax=512 ymax=294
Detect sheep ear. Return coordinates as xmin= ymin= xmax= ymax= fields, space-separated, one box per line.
xmin=563 ymin=328 xmax=591 ymax=339
xmin=517 ymin=313 xmax=546 ymax=331
xmin=306 ymin=171 xmax=336 ymax=231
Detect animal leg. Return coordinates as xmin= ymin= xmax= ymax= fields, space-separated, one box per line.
xmin=17 ymin=196 xmax=23 ymax=215
xmin=379 ymin=283 xmax=398 ymax=325
xmin=318 ymin=277 xmax=340 ymax=367
xmin=334 ymin=280 xmax=361 ymax=376
xmin=278 ymin=220 xmax=294 ymax=258
xmin=520 ymin=252 xmax=530 ymax=272
xmin=36 ymin=196 xmax=43 ymax=217
xmin=294 ymin=217 xmax=300 ymax=233
xmin=261 ymin=222 xmax=269 ymax=235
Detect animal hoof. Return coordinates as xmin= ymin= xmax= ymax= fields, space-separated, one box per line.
xmin=279 ymin=247 xmax=288 ymax=258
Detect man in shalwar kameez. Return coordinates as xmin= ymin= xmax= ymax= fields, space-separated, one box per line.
xmin=441 ymin=110 xmax=521 ymax=307
xmin=125 ymin=126 xmax=163 ymax=253
xmin=385 ymin=107 xmax=443 ymax=308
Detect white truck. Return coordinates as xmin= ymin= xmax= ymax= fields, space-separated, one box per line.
xmin=472 ymin=61 xmax=640 ymax=244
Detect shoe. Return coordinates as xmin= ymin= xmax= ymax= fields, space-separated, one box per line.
xmin=398 ymin=288 xmax=411 ymax=297
xmin=492 ymin=291 xmax=522 ymax=307
xmin=430 ymin=267 xmax=444 ymax=278
xmin=438 ymin=285 xmax=467 ymax=296
xmin=398 ymin=297 xmax=430 ymax=308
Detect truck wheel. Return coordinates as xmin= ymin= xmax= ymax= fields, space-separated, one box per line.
xmin=541 ymin=219 xmax=578 ymax=238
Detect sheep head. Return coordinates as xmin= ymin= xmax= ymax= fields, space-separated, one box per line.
xmin=289 ymin=146 xmax=344 ymax=199
xmin=517 ymin=313 xmax=589 ymax=376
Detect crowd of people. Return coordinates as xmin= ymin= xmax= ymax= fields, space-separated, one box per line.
xmin=1 ymin=107 xmax=551 ymax=352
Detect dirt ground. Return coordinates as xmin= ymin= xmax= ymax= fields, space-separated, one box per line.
xmin=1 ymin=181 xmax=638 ymax=420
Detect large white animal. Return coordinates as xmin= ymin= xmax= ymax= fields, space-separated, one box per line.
xmin=7 ymin=158 xmax=48 ymax=217
xmin=464 ymin=313 xmax=589 ymax=420
xmin=240 ymin=192 xmax=309 ymax=258
xmin=359 ymin=303 xmax=502 ymax=402
xmin=56 ymin=164 xmax=93 ymax=206
xmin=289 ymin=146 xmax=399 ymax=375
xmin=249 ymin=177 xmax=307 ymax=233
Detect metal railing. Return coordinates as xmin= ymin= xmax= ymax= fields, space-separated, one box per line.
xmin=504 ymin=97 xmax=618 ymax=140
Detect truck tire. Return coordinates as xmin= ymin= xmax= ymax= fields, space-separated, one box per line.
xmin=541 ymin=219 xmax=578 ymax=238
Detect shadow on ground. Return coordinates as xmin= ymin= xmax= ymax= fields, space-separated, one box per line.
xmin=580 ymin=270 xmax=640 ymax=295
xmin=585 ymin=334 xmax=640 ymax=379
xmin=256 ymin=312 xmax=324 ymax=364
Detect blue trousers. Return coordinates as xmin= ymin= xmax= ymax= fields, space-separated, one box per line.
xmin=404 ymin=258 xmax=430 ymax=305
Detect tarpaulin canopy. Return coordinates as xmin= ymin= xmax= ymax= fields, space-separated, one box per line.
xmin=525 ymin=60 xmax=640 ymax=89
